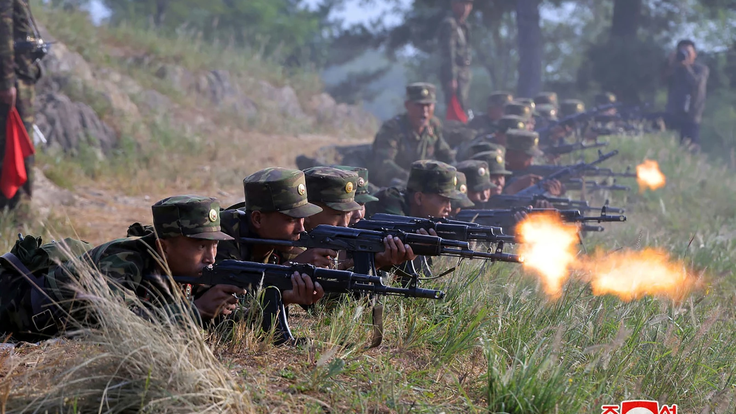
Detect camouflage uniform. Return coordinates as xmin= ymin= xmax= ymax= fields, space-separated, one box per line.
xmin=367 ymin=160 xmax=463 ymax=218
xmin=438 ymin=4 xmax=473 ymax=110
xmin=506 ymin=130 xmax=543 ymax=184
xmin=0 ymin=0 xmax=40 ymax=209
xmin=457 ymin=115 xmax=524 ymax=161
xmin=467 ymin=91 xmax=514 ymax=135
xmin=456 ymin=159 xmax=494 ymax=193
xmin=371 ymin=83 xmax=454 ymax=187
xmin=217 ymin=167 xmax=322 ymax=264
xmin=333 ymin=165 xmax=379 ymax=204
xmin=534 ymin=92 xmax=558 ymax=109
xmin=304 ymin=166 xmax=361 ymax=212
xmin=451 ymin=171 xmax=475 ymax=210
xmin=559 ymin=99 xmax=585 ymax=118
xmin=1 ymin=195 xmax=233 ymax=340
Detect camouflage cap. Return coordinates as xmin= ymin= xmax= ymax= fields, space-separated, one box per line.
xmin=471 ymin=151 xmax=512 ymax=176
xmin=497 ymin=115 xmax=527 ymax=133
xmin=244 ymin=167 xmax=323 ymax=218
xmin=456 ymin=160 xmax=495 ymax=192
xmin=332 ymin=165 xmax=379 ymax=204
xmin=515 ymin=98 xmax=536 ymax=111
xmin=458 ymin=140 xmax=504 ymax=162
xmin=303 ymin=166 xmax=362 ymax=212
xmin=560 ymin=99 xmax=586 ymax=117
xmin=506 ymin=129 xmax=543 ymax=157
xmin=406 ymin=82 xmax=436 ymax=104
xmin=152 ymin=195 xmax=234 ymax=241
xmin=594 ymin=92 xmax=617 ymax=106
xmin=534 ymin=92 xmax=558 ymax=107
xmin=407 ymin=160 xmax=464 ymax=200
xmin=487 ymin=91 xmax=514 ymax=107
xmin=535 ymin=104 xmax=558 ymax=120
xmin=452 ymin=172 xmax=476 ymax=209
xmin=504 ymin=102 xmax=532 ymax=120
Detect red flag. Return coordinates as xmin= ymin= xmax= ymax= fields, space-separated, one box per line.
xmin=1 ymin=107 xmax=35 ymax=199
xmin=445 ymin=94 xmax=468 ymax=123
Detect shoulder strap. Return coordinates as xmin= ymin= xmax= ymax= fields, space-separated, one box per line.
xmin=1 ymin=251 xmax=48 ymax=317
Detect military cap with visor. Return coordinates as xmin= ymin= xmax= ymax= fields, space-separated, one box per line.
xmin=559 ymin=99 xmax=586 ymax=117
xmin=487 ymin=91 xmax=514 ymax=106
xmin=452 ymin=172 xmax=476 ymax=209
xmin=497 ymin=115 xmax=527 ymax=132
xmin=471 ymin=151 xmax=513 ymax=176
xmin=535 ymin=104 xmax=558 ymax=120
xmin=407 ymin=160 xmax=464 ymax=200
xmin=406 ymin=82 xmax=436 ymax=104
xmin=504 ymin=102 xmax=532 ymax=120
xmin=534 ymin=92 xmax=558 ymax=107
xmin=594 ymin=92 xmax=617 ymax=106
xmin=152 ymin=195 xmax=234 ymax=241
xmin=455 ymin=160 xmax=495 ymax=192
xmin=515 ymin=98 xmax=536 ymax=111
xmin=506 ymin=129 xmax=543 ymax=157
xmin=244 ymin=167 xmax=323 ymax=218
xmin=303 ymin=166 xmax=362 ymax=212
xmin=332 ymin=165 xmax=379 ymax=204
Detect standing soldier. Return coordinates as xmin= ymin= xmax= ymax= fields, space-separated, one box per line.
xmin=0 ymin=0 xmax=42 ymax=210
xmin=370 ymin=83 xmax=455 ymax=187
xmin=439 ymin=0 xmax=474 ymax=113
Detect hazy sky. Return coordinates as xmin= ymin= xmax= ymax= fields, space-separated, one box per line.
xmin=89 ymin=0 xmax=411 ymax=26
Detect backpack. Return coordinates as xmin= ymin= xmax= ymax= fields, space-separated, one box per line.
xmin=0 ymin=235 xmax=93 ymax=342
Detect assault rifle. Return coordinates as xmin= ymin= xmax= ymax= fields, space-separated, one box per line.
xmin=519 ymin=164 xmax=637 ymax=180
xmin=241 ymin=224 xmax=524 ymax=277
xmin=537 ymin=103 xmax=622 ymax=141
xmin=173 ymin=260 xmax=444 ymax=345
xmin=516 ymin=150 xmax=619 ymax=197
xmin=358 ymin=213 xmax=518 ymax=245
xmin=565 ymin=178 xmax=631 ymax=192
xmin=483 ymin=194 xmax=626 ymax=215
xmin=175 ymin=260 xmax=445 ymax=300
xmin=456 ymin=207 xmax=626 ymax=235
xmin=543 ymin=140 xmax=608 ymax=156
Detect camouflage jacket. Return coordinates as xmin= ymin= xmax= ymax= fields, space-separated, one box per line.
xmin=0 ymin=0 xmax=40 ymax=89
xmin=365 ymin=187 xmax=409 ymax=218
xmin=467 ymin=114 xmax=498 ymax=136
xmin=438 ymin=15 xmax=471 ymax=83
xmin=217 ymin=207 xmax=292 ymax=264
xmin=371 ymin=114 xmax=454 ymax=187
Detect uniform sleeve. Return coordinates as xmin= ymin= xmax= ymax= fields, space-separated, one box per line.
xmin=438 ymin=18 xmax=457 ymax=84
xmin=0 ymin=0 xmax=16 ymax=90
xmin=433 ymin=122 xmax=456 ymax=164
xmin=371 ymin=121 xmax=411 ymax=185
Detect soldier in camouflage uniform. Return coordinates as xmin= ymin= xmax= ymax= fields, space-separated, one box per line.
xmin=367 ymin=160 xmax=463 ymax=219
xmin=470 ymin=150 xmax=512 ymax=196
xmin=534 ymin=92 xmax=558 ymax=109
xmin=455 ymin=159 xmax=495 ymax=204
xmin=457 ymin=115 xmax=525 ymax=161
xmin=302 ymin=166 xmax=416 ymax=272
xmin=450 ymin=171 xmax=475 ymax=216
xmin=1 ymin=196 xmax=245 ymax=340
xmin=439 ymin=0 xmax=474 ymax=112
xmin=503 ymin=130 xmax=564 ymax=198
xmin=217 ymin=167 xmax=328 ymax=307
xmin=467 ymin=91 xmax=513 ymax=135
xmin=370 ymin=83 xmax=455 ymax=187
xmin=0 ymin=0 xmax=40 ymax=209
xmin=332 ymin=165 xmax=378 ymax=225
xmin=559 ymin=99 xmax=586 ymax=118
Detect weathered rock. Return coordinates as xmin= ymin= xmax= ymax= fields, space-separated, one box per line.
xmin=35 ymin=92 xmax=117 ymax=155
xmin=136 ymin=89 xmax=172 ymax=114
xmin=257 ymin=80 xmax=305 ymax=119
xmin=199 ymin=70 xmax=258 ymax=117
xmin=307 ymin=93 xmax=377 ymax=133
xmin=155 ymin=64 xmax=195 ymax=91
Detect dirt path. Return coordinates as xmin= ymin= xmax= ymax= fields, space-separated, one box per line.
xmin=34 ymin=133 xmax=370 ymax=245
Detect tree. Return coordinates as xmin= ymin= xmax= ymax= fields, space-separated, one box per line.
xmin=516 ymin=0 xmax=542 ymax=97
